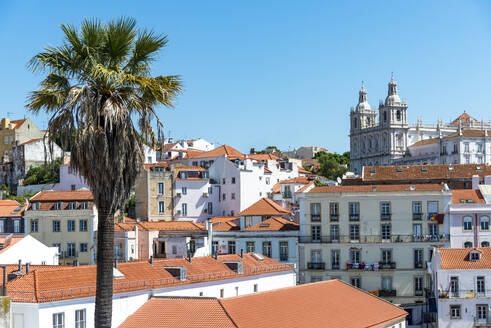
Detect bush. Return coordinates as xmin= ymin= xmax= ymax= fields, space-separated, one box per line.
xmin=23 ymin=158 xmax=62 ymax=185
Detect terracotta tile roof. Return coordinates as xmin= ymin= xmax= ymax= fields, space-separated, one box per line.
xmin=438 ymin=247 xmax=491 ymax=270
xmin=240 ymin=198 xmax=290 ymax=216
xmin=451 ymin=189 xmax=485 ymax=204
xmin=188 ymin=145 xmax=243 ymax=159
xmin=449 ymin=112 xmax=481 ymax=126
xmin=297 ymin=166 xmax=310 ymax=174
xmin=272 ymin=183 xmax=280 ymax=194
xmin=162 ymin=143 xmax=178 ymax=151
xmin=120 ymin=297 xmax=236 ymax=328
xmin=242 ymin=217 xmax=299 ymax=232
xmin=10 ymin=119 xmax=26 ymax=129
xmin=409 ymin=138 xmax=439 ymax=147
xmin=0 ymin=264 xmax=69 ymax=287
xmin=211 ymin=216 xmax=239 ymax=224
xmin=143 ymin=162 xmax=169 ymax=171
xmin=213 ymin=222 xmax=240 ymax=231
xmin=295 ymin=182 xmax=315 ymax=193
xmin=362 ymin=164 xmax=491 ymax=181
xmin=0 ymin=236 xmax=24 ymax=254
xmin=310 ymin=184 xmax=445 ymax=193
xmin=30 ymin=190 xmax=93 ymax=202
xmin=442 ymin=129 xmax=491 ymax=139
xmin=279 ymin=176 xmax=313 ymax=184
xmin=0 ymin=200 xmax=25 ymax=217
xmin=247 ymin=154 xmax=279 ymax=161
xmin=263 ymin=168 xmax=272 ymax=174
xmin=114 ymin=221 xmax=205 ymax=232
xmin=120 ymin=280 xmax=406 ymax=328
xmin=7 ymin=254 xmax=292 ymax=303
xmin=18 ymin=138 xmax=44 ymax=146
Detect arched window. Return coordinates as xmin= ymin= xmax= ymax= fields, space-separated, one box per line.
xmin=463 ymin=216 xmax=473 ymax=231
xmin=480 ymin=216 xmax=489 ymax=231
xmin=353 ymin=118 xmax=357 ymax=128
xmin=464 ymin=241 xmax=473 ymax=248
xmin=368 ymin=138 xmax=372 ymax=149
xmin=396 ymin=110 xmax=401 ymax=121
xmin=396 ymin=134 xmax=404 ymax=148
xmin=481 ymin=241 xmax=490 ymax=247
xmin=383 ymin=111 xmax=387 ymax=122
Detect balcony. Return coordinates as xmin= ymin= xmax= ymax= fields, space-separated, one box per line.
xmin=414 ymin=261 xmax=423 ymax=269
xmin=349 ymin=215 xmax=359 ymax=221
xmin=330 ymin=214 xmax=339 ymax=222
xmin=282 ymin=192 xmax=293 ymax=199
xmin=346 ymin=262 xmax=396 ymax=271
xmin=279 ymin=255 xmax=289 ymax=262
xmin=378 ymin=262 xmax=396 ymax=269
xmin=380 ymin=213 xmax=391 ymax=221
xmin=415 ymin=290 xmax=424 ymax=296
xmin=331 ymin=263 xmax=340 ymax=270
xmin=307 ymin=262 xmax=325 ymax=270
xmin=298 ymin=234 xmax=449 ymax=244
xmin=413 ymin=213 xmax=423 ymax=220
xmin=439 ymin=289 xmax=491 ymax=299
xmin=60 ymin=251 xmax=78 ymax=258
xmin=378 ymin=289 xmax=397 ymax=297
xmin=311 ymin=215 xmax=321 ymax=222
xmin=475 ymin=317 xmax=491 ymax=327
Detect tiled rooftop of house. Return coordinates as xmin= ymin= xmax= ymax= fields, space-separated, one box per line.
xmin=187 ymin=145 xmax=243 ymax=159
xmin=242 ymin=217 xmax=299 ymax=232
xmin=211 ymin=216 xmax=239 ymax=224
xmin=451 ymin=189 xmax=486 ymax=204
xmin=360 ymin=164 xmax=491 ymax=181
xmin=309 ymin=184 xmax=446 ymax=193
xmin=213 ymin=221 xmax=240 ymax=231
xmin=6 ymin=254 xmax=292 ymax=303
xmin=119 ymin=280 xmax=407 ymax=328
xmin=408 ymin=138 xmax=439 ymax=147
xmin=30 ymin=190 xmax=93 ymax=201
xmin=0 ymin=200 xmax=25 ymax=217
xmin=240 ymin=198 xmax=290 ymax=216
xmin=279 ymin=176 xmax=314 ymax=184
xmin=0 ymin=235 xmax=24 ymax=254
xmin=18 ymin=137 xmax=44 ymax=146
xmin=438 ymin=247 xmax=491 ymax=270
xmin=115 ymin=221 xmax=205 ymax=232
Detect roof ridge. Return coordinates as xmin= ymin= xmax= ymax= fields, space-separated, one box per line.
xmin=217 ymin=298 xmax=239 ymax=328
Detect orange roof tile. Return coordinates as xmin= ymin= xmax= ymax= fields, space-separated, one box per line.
xmin=18 ymin=138 xmax=44 ymax=146
xmin=30 ymin=190 xmax=93 ymax=202
xmin=119 ymin=280 xmax=407 ymax=328
xmin=263 ymin=168 xmax=272 ymax=174
xmin=297 ymin=166 xmax=310 ymax=174
xmin=450 ymin=112 xmax=481 ymax=126
xmin=0 ymin=236 xmax=24 ymax=254
xmin=310 ymin=184 xmax=445 ymax=193
xmin=438 ymin=247 xmax=491 ymax=270
xmin=247 ymin=154 xmax=279 ymax=161
xmin=240 ymin=198 xmax=290 ymax=216
xmin=272 ymin=183 xmax=280 ymax=194
xmin=362 ymin=164 xmax=491 ymax=181
xmin=211 ymin=216 xmax=239 ymax=224
xmin=279 ymin=176 xmax=313 ymax=184
xmin=451 ymin=189 xmax=485 ymax=204
xmin=295 ymin=182 xmax=314 ymax=193
xmin=114 ymin=221 xmax=205 ymax=232
xmin=10 ymin=119 xmax=26 ymax=129
xmin=7 ymin=254 xmax=292 ymax=303
xmin=409 ymin=138 xmax=439 ymax=147
xmin=143 ymin=162 xmax=169 ymax=171
xmin=0 ymin=200 xmax=25 ymax=217
xmin=188 ymin=145 xmax=243 ymax=159
xmin=242 ymin=217 xmax=299 ymax=232
xmin=213 ymin=222 xmax=240 ymax=231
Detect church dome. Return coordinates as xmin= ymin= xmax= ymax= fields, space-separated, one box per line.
xmin=356 ymin=101 xmax=371 ymax=111
xmin=385 ymin=94 xmax=401 ymax=106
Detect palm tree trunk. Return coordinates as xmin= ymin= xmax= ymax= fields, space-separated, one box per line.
xmin=94 ymin=206 xmax=114 ymax=328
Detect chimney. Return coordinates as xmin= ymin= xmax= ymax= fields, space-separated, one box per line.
xmin=26 ymin=263 xmax=29 ymax=274
xmin=240 ymin=249 xmax=243 ymax=258
xmin=472 ymin=175 xmax=480 ymax=190
xmin=18 ymin=259 xmax=21 ymax=272
xmin=485 ymin=176 xmax=491 ymax=186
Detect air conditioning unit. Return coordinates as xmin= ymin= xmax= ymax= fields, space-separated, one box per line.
xmin=203 ymin=192 xmax=209 ymax=198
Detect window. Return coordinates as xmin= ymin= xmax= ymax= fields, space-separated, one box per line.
xmin=330 ymin=225 xmax=339 ymax=241
xmin=75 ymin=309 xmax=86 ymax=328
xmin=71 ymin=184 xmax=76 ymax=191
xmin=463 ymin=216 xmax=472 ymax=231
xmin=482 ymin=241 xmax=490 ymax=247
xmin=265 ymin=177 xmax=270 ymax=185
xmin=68 ymin=201 xmax=77 ymax=210
xmin=262 ymin=242 xmax=272 ymax=258
xmin=53 ymin=202 xmax=63 ymax=210
xmin=351 ymin=277 xmax=361 ymax=288
xmin=114 ymin=244 xmax=122 ymax=260
xmin=207 ymin=202 xmax=213 ymax=215
xmin=481 ymin=216 xmax=489 ymax=230
xmin=13 ymin=220 xmax=20 ymax=233
xmin=279 ymin=241 xmax=288 ymax=261
xmin=349 ymin=202 xmax=359 ymax=221
xmin=228 ymin=241 xmax=236 ymax=254
xmin=478 ymin=143 xmax=484 ymax=153
xmin=450 ymin=277 xmax=459 ymax=297
xmin=80 ymin=243 xmax=88 ymax=253
xmin=464 ymin=241 xmax=473 ymax=248
xmin=231 ymin=177 xmax=236 ymax=184
xmin=381 ymin=276 xmax=392 ymax=291
xmin=477 ymin=276 xmax=485 ymax=295
xmin=450 ymin=305 xmax=461 ymax=319
xmin=428 ymin=223 xmax=438 ymax=236
xmin=246 ymin=241 xmax=255 ymax=253
xmin=349 ymin=224 xmax=360 ymax=241
xmin=181 ymin=187 xmax=187 ymax=195
xmin=413 ymin=223 xmax=422 ymax=238
xmin=32 ymin=202 xmax=40 ymax=211
xmin=220 ymin=289 xmax=224 ymax=298
xmin=329 ymin=203 xmax=339 ymax=221
xmin=253 ymin=284 xmax=258 ymax=293
xmin=53 ymin=312 xmax=64 ymax=328
xmin=67 ymin=220 xmax=76 ymax=232
xmin=67 ymin=243 xmax=76 ymax=257
xmin=414 ymin=249 xmax=423 ymax=269
xmin=381 ymin=224 xmax=391 ymax=240
xmin=245 ymin=217 xmax=253 ymax=228
xmin=477 ymin=304 xmax=488 ymax=320
xmin=53 ymin=243 xmax=62 ymax=253
xmin=222 ymin=193 xmax=226 ymax=201
xmin=235 ymin=286 xmax=239 ymax=296
xmin=182 ymin=203 xmax=188 ymax=216
xmin=414 ymin=276 xmax=423 ymax=296
xmin=79 ymin=220 xmax=88 ymax=232
xmin=31 ymin=219 xmax=38 ymax=233
xmin=80 ymin=201 xmax=89 ymax=210
xmin=311 ymin=249 xmax=322 ymax=263
xmin=381 ymin=249 xmax=392 ymax=264
xmin=350 ymin=249 xmax=360 ymax=264
xmin=310 ymin=203 xmax=321 ymax=221
xmin=331 ymin=250 xmax=340 ymax=269
xmin=53 ymin=220 xmax=61 ymax=232
xmin=380 ymin=202 xmax=391 ymax=220
xmin=208 ymin=187 xmax=213 ymax=195
xmin=231 ymin=193 xmax=235 ymax=200
xmin=464 ymin=143 xmax=470 ymax=153
xmin=311 ymin=225 xmax=321 ymax=242
xmin=159 ymin=201 xmax=165 ymax=214
xmin=222 ymin=178 xmax=226 ymax=185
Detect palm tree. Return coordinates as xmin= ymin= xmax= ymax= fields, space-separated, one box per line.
xmin=27 ymin=17 xmax=182 ymax=327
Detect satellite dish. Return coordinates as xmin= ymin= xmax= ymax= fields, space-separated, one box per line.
xmin=337 ymin=177 xmax=342 ymax=184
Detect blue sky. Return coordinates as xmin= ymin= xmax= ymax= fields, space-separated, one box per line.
xmin=1 ymin=1 xmax=491 ymax=153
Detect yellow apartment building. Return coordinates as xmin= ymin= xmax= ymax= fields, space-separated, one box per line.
xmin=135 ymin=163 xmax=173 ymax=221
xmin=0 ymin=118 xmax=44 ymax=162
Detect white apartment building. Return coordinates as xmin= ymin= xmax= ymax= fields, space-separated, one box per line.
xmin=271 ymin=176 xmax=316 ymax=222
xmin=160 ymin=137 xmax=215 ymax=160
xmin=298 ymin=184 xmax=452 ymax=326
xmin=53 ymin=164 xmax=90 ymax=191
xmin=211 ymin=198 xmax=298 ymax=270
xmin=449 ymin=176 xmax=491 ymax=248
xmin=8 ymin=254 xmax=296 ymax=328
xmin=431 ymin=247 xmax=491 ymax=327
xmin=0 ymin=235 xmax=58 ymax=265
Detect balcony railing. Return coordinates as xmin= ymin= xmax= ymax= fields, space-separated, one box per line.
xmin=349 ymin=214 xmax=359 ymax=221
xmin=330 ymin=214 xmax=339 ymax=222
xmin=282 ymin=192 xmax=292 ymax=199
xmin=310 ymin=215 xmax=321 ymax=222
xmin=378 ymin=290 xmax=397 ymax=297
xmin=299 ymin=234 xmax=449 ymax=244
xmin=415 ymin=290 xmax=424 ymax=296
xmin=60 ymin=251 xmax=78 ymax=258
xmin=439 ymin=289 xmax=491 ymax=299
xmin=414 ymin=261 xmax=423 ymax=269
xmin=331 ymin=263 xmax=340 ymax=270
xmin=475 ymin=317 xmax=491 ymax=327
xmin=346 ymin=262 xmax=396 ymax=271
xmin=378 ymin=261 xmax=396 ymax=269
xmin=413 ymin=213 xmax=423 ymax=220
xmin=380 ymin=213 xmax=391 ymax=221
xmin=307 ymin=262 xmax=325 ymax=270
xmin=279 ymin=255 xmax=289 ymax=262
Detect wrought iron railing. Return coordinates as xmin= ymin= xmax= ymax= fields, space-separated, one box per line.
xmin=299 ymin=234 xmax=449 ymax=244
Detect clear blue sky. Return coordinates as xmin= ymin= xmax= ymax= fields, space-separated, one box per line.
xmin=1 ymin=1 xmax=491 ymax=154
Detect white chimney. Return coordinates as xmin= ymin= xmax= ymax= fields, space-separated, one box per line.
xmin=472 ymin=175 xmax=480 ymax=190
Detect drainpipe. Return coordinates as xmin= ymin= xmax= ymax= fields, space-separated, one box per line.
xmin=475 ymin=213 xmax=479 ymax=247
xmin=207 ymin=218 xmax=213 ymax=256
xmin=0 ymin=265 xmax=6 ymax=296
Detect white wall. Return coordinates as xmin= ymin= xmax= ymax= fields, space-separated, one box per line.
xmin=53 ymin=165 xmax=90 ymax=191
xmin=0 ymin=235 xmax=58 ymax=265
xmin=449 ymin=205 xmax=491 ymax=248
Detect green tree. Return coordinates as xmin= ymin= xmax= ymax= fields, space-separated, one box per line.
xmin=315 ymin=152 xmax=350 ymax=180
xmin=23 ymin=158 xmax=62 ymax=185
xmin=27 ymin=17 xmax=182 ymax=327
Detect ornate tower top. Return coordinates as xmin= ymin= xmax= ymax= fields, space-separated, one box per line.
xmin=385 ymin=74 xmax=401 ymax=106
xmin=356 ymin=81 xmax=371 ymax=112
